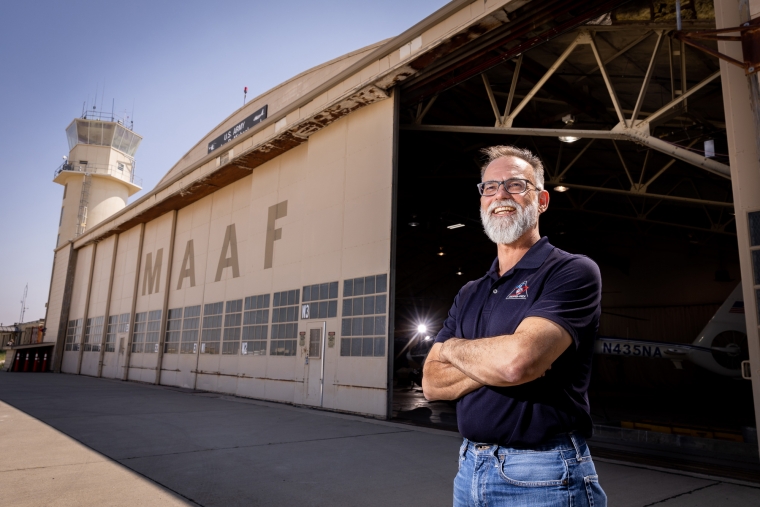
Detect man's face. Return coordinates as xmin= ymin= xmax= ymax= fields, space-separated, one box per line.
xmin=479 ymin=156 xmax=543 ymax=245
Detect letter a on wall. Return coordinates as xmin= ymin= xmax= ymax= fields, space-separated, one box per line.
xmin=177 ymin=240 xmax=196 ymax=290
xmin=215 ymin=224 xmax=240 ymax=282
xmin=265 ymin=201 xmax=287 ymax=269
xmin=142 ymin=249 xmax=163 ymax=296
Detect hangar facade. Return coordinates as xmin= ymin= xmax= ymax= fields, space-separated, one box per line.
xmin=33 ymin=0 xmax=760 ymax=450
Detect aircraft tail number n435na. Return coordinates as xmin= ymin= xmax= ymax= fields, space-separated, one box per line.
xmin=595 ymin=284 xmax=750 ymax=378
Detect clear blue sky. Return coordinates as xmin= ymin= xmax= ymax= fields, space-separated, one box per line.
xmin=0 ymin=0 xmax=449 ymax=326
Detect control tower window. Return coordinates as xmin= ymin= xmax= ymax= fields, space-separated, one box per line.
xmin=68 ymin=120 xmax=141 ymax=157
xmin=66 ymin=123 xmax=78 ymax=151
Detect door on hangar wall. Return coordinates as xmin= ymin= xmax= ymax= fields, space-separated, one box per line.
xmin=303 ymin=323 xmax=326 ymax=406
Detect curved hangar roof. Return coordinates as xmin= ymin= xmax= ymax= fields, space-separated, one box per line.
xmin=69 ymin=0 xmax=636 ymax=249
xmin=156 ymin=38 xmax=390 ymax=186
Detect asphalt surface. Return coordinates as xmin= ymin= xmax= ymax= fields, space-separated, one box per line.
xmin=1 ymin=372 xmax=759 ymax=506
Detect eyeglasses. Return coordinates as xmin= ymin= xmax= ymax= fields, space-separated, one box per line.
xmin=476 ymin=178 xmax=536 ymax=196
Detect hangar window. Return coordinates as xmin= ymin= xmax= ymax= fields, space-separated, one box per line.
xmin=65 ymin=318 xmax=82 ymax=352
xmin=271 ymin=289 xmax=299 ymax=356
xmin=84 ymin=316 xmax=104 ymax=352
xmin=144 ymin=310 xmax=162 ymax=353
xmin=340 ymin=274 xmax=387 ymax=357
xmin=242 ymin=294 xmax=269 ymax=355
xmin=301 ymin=281 xmax=338 ymax=319
xmin=201 ymin=302 xmax=223 ymax=354
xmin=105 ymin=315 xmax=118 ymax=352
xmin=164 ymin=308 xmax=183 ymax=354
xmin=180 ymin=305 xmax=201 ymax=353
xmin=222 ymin=299 xmax=243 ymax=354
xmin=117 ymin=313 xmax=130 ymax=334
xmin=131 ymin=312 xmax=147 ymax=353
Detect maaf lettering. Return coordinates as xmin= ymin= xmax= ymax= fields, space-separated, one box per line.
xmin=143 ymin=224 xmax=242 ymax=295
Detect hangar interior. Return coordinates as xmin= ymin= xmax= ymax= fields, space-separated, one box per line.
xmin=390 ymin=0 xmax=756 ymax=474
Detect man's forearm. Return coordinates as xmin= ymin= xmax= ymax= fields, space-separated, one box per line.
xmin=437 ymin=318 xmax=572 ymax=386
xmin=439 ymin=336 xmax=524 ymax=386
xmin=422 ymin=359 xmax=483 ymax=401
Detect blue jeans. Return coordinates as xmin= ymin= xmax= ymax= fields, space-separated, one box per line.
xmin=453 ymin=433 xmax=606 ymax=507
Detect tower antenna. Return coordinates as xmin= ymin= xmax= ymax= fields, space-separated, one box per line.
xmin=111 ymin=98 xmax=115 ymax=121
xmin=100 ymin=82 xmax=105 ymax=112
xmin=19 ymin=283 xmax=28 ymax=323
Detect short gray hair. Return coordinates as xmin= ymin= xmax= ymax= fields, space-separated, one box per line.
xmin=480 ymin=145 xmax=545 ymax=190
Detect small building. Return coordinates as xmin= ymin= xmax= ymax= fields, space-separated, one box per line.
xmin=3 ymin=319 xmax=49 ymax=372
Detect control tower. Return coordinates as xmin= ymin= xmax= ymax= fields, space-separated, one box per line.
xmin=53 ymin=109 xmax=142 ymax=247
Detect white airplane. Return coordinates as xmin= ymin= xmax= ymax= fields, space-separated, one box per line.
xmin=595 ymin=284 xmax=749 ymax=377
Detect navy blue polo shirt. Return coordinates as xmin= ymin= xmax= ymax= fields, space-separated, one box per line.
xmin=435 ymin=237 xmax=601 ymax=447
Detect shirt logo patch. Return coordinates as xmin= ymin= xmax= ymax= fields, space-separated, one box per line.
xmin=507 ymin=281 xmax=529 ymax=299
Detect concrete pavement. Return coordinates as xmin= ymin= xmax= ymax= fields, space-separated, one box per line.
xmin=0 ymin=372 xmax=758 ymax=506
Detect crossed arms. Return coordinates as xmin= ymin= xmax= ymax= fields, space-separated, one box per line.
xmin=421 ymin=316 xmax=573 ymax=401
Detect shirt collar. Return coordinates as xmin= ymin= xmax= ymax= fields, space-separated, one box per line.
xmin=486 ymin=236 xmax=554 ymax=280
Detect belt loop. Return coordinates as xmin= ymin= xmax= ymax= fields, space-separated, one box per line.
xmin=569 ymin=432 xmax=582 ymax=461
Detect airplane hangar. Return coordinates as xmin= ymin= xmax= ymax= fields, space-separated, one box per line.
xmin=18 ymin=0 xmax=760 ymax=473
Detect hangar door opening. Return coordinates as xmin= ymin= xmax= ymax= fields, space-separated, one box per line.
xmin=391 ymin=1 xmax=757 ymax=479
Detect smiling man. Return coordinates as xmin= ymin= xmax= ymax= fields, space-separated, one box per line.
xmin=422 ymin=145 xmax=605 ymax=507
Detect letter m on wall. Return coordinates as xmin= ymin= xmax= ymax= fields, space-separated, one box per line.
xmin=142 ymin=249 xmax=163 ymax=296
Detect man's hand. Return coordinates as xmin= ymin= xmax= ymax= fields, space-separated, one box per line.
xmin=422 ymin=343 xmax=483 ymax=401
xmin=438 ymin=317 xmax=572 ymax=387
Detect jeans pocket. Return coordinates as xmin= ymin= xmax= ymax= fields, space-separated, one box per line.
xmin=497 ymin=451 xmax=567 ymax=487
xmin=584 ymin=475 xmax=607 ymax=507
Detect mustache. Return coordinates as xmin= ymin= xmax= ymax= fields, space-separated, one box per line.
xmin=486 ymin=199 xmax=524 ymax=214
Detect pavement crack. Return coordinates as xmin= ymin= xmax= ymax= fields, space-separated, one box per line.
xmin=0 ymin=460 xmax=107 ymax=473
xmin=117 ymin=429 xmax=413 ymax=461
xmin=642 ymin=481 xmax=721 ymax=506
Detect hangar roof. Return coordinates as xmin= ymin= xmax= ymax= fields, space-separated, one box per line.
xmin=156 ymin=38 xmax=391 ymax=187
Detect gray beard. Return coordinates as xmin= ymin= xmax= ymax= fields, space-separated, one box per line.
xmin=480 ymin=198 xmax=538 ymax=245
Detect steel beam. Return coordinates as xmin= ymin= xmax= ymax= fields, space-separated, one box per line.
xmin=402 ymin=124 xmax=732 ymax=177
xmin=414 ymin=95 xmax=437 ymax=125
xmin=503 ymin=55 xmax=522 ymax=122
xmin=504 ymin=34 xmax=583 ymax=127
xmin=402 ymin=124 xmax=627 ymax=139
xmin=638 ymin=71 xmax=721 ymax=126
xmin=631 ymin=31 xmax=665 ymax=123
xmin=589 ymin=34 xmax=628 ymax=126
xmin=556 ymin=182 xmax=733 ymax=207
xmin=612 ymin=140 xmax=635 ymax=188
xmin=481 ymin=74 xmax=502 ymax=124
xmin=556 ymin=140 xmax=595 ymax=181
xmin=555 ymin=206 xmax=737 ymax=235
xmin=576 ymin=32 xmax=653 ymax=84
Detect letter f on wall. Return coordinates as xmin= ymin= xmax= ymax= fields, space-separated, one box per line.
xmin=264 ymin=201 xmax=287 ymax=269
